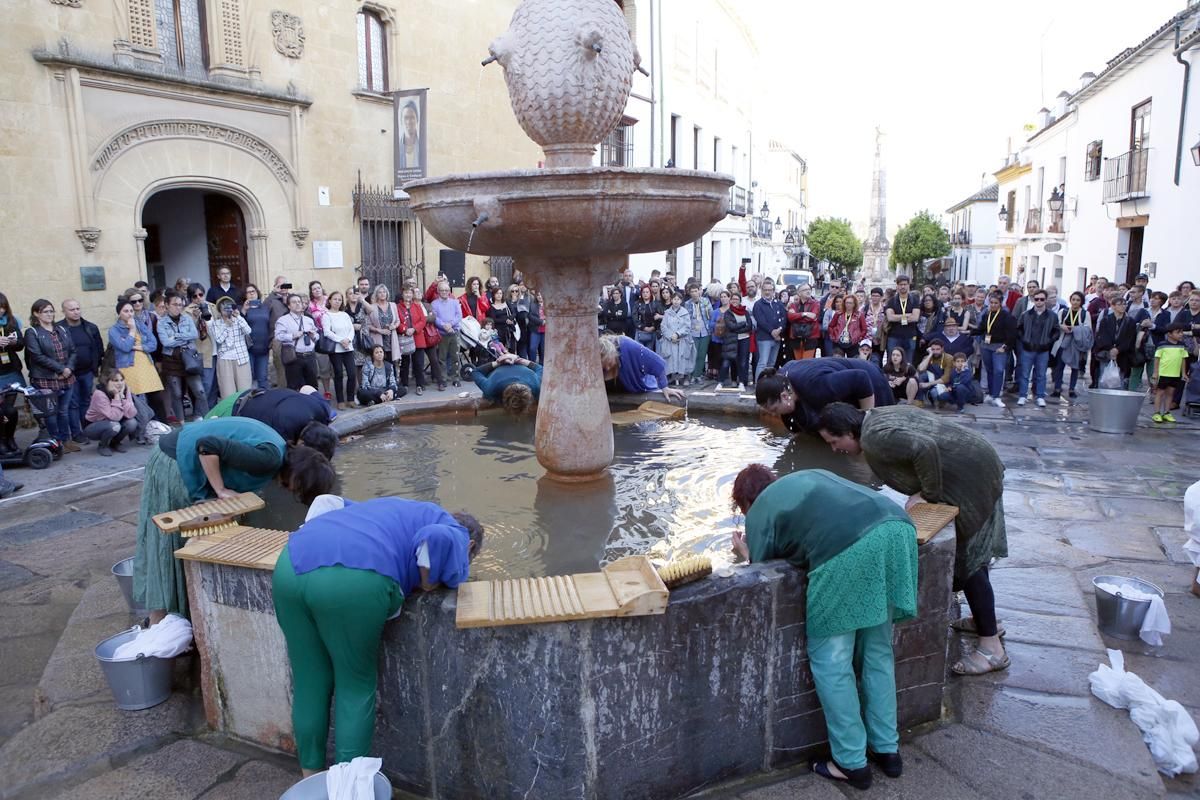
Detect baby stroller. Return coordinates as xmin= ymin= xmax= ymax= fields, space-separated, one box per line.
xmin=1182 ymin=369 xmax=1200 ymax=417
xmin=0 ymin=385 xmax=64 ymax=469
xmin=458 ymin=316 xmax=499 ymax=366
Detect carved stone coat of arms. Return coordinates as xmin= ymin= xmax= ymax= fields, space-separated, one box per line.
xmin=271 ymin=11 xmax=304 ymax=58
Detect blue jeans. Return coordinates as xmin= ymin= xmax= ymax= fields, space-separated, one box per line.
xmin=983 ymin=347 xmax=1007 ymax=400
xmin=46 ymin=386 xmax=72 ymax=442
xmin=250 ymin=353 xmax=271 ymax=389
xmin=755 ymin=338 xmax=780 ymax=381
xmin=1052 ymin=355 xmax=1081 ymax=393
xmin=886 ymin=335 xmax=916 ymax=365
xmin=1017 ymin=348 xmax=1050 ymax=399
xmin=529 ymin=330 xmax=545 ymax=364
xmin=203 ymin=366 xmax=219 ymax=406
xmin=67 ymin=371 xmax=95 ymax=436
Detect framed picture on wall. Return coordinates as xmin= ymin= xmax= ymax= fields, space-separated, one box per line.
xmin=393 ymin=88 xmax=428 ymax=189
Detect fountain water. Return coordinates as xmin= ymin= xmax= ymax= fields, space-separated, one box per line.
xmin=405 ymin=0 xmax=733 ymax=481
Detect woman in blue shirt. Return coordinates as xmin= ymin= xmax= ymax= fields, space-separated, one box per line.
xmin=273 ymin=497 xmax=484 ymax=776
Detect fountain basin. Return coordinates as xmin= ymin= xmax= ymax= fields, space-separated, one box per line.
xmin=404 ymin=167 xmax=734 ymax=257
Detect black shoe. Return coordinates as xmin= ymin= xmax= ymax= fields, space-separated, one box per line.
xmin=72 ymin=433 xmax=89 ymax=445
xmin=461 ymin=364 xmax=475 ymax=380
xmin=111 ymin=442 xmax=128 ymax=453
xmin=1050 ymin=390 xmax=1061 ymax=399
xmin=812 ymin=760 xmax=872 ymax=790
xmin=1069 ymin=390 xmax=1078 ymax=399
xmin=868 ymin=749 xmax=903 ymax=778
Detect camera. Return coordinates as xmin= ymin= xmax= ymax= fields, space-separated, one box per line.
xmin=281 ymin=282 xmax=293 ymax=291
xmin=199 ymin=302 xmax=213 ymax=321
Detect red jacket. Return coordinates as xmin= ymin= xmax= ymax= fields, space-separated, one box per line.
xmin=828 ymin=310 xmax=867 ymax=345
xmin=1004 ymin=289 xmax=1021 ymax=312
xmin=396 ymin=301 xmax=430 ymax=349
xmin=459 ymin=293 xmax=491 ymax=323
xmin=422 ymin=281 xmax=441 ymax=304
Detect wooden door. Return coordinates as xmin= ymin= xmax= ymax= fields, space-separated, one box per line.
xmin=204 ymin=194 xmax=248 ymax=289
xmin=1126 ymin=228 xmax=1144 ymax=285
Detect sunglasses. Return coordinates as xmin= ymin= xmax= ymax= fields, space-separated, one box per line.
xmin=130 ymin=298 xmax=144 ymax=303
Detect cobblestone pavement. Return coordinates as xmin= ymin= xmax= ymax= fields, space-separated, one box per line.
xmin=0 ymin=387 xmax=1197 ymax=799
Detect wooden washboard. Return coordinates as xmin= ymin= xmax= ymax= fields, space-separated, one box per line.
xmin=610 ymin=401 xmax=685 ymax=425
xmin=175 ymin=527 xmax=290 ymax=571
xmin=152 ymin=492 xmax=265 ymax=533
xmin=456 ymin=555 xmax=668 ymax=628
xmin=909 ymin=502 xmax=959 ymax=545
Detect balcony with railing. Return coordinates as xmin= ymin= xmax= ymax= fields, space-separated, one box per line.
xmin=750 ymin=216 xmax=773 ymax=239
xmin=1102 ymin=149 xmax=1150 ymax=203
xmin=729 ymin=185 xmax=748 ymax=217
xmin=1047 ymin=208 xmax=1065 ymax=234
xmin=1024 ymin=208 xmax=1042 ymax=234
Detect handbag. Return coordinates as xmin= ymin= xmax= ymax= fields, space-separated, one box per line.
xmin=397 ymin=334 xmax=416 ymax=355
xmin=424 ymin=316 xmax=443 ymax=348
xmin=280 ymin=343 xmax=297 ymax=365
xmin=315 ymin=333 xmax=337 ymax=356
xmin=179 ymin=344 xmax=203 ymax=376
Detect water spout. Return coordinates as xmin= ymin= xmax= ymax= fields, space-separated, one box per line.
xmin=472 ymin=212 xmax=490 ymax=228
xmin=481 ymin=54 xmax=498 ymax=67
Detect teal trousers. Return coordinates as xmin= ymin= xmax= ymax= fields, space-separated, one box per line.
xmin=272 ymin=547 xmax=404 ymax=771
xmin=807 ymin=620 xmax=899 ymax=770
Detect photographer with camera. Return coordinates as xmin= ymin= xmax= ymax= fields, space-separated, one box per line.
xmin=211 ymin=296 xmax=254 ymax=398
xmin=267 ymin=276 xmax=293 ymax=388
xmin=274 ymin=294 xmax=319 ymax=391
xmin=185 ymin=283 xmax=218 ymax=407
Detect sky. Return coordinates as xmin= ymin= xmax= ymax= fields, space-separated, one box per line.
xmin=754 ymin=0 xmax=1186 ymax=236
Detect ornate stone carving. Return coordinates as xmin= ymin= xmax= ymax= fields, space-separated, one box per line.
xmin=487 ymin=0 xmax=636 ymax=166
xmin=50 ymin=0 xmax=82 ymax=7
xmin=291 ymin=227 xmax=309 ymax=248
xmin=249 ymin=228 xmax=269 ymax=240
xmin=271 ymin=11 xmax=304 ymax=58
xmin=76 ymin=227 xmax=101 ymax=252
xmin=91 ymin=120 xmax=293 ymax=182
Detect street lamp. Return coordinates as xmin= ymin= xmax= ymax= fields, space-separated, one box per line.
xmin=760 ymin=201 xmax=770 ymax=219
xmin=1191 ymin=135 xmax=1200 ymax=167
xmin=998 ymin=206 xmax=1009 ymax=223
xmin=1048 ymin=185 xmax=1064 ymax=213
xmin=775 ymin=217 xmax=782 ymax=232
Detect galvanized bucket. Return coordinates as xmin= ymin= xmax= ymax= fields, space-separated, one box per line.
xmin=1088 ymin=389 xmax=1145 ymax=434
xmin=280 ymin=771 xmax=392 ymax=800
xmin=1092 ymin=575 xmax=1163 ymax=640
xmin=111 ymin=558 xmax=147 ymax=616
xmin=94 ymin=628 xmax=175 ymax=710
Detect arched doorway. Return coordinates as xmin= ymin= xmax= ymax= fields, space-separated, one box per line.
xmin=141 ymin=188 xmax=249 ymax=292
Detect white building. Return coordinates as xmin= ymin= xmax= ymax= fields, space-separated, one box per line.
xmin=944 ymin=184 xmax=999 ymax=285
xmin=1066 ymin=7 xmax=1200 ymax=292
xmin=748 ymin=140 xmax=809 ymax=281
xmin=614 ymin=0 xmax=770 ymax=285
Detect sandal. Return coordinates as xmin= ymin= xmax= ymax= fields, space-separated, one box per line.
xmin=951 ymin=647 xmax=1011 ymax=676
xmin=811 ymin=760 xmax=872 ymax=791
xmin=950 ymin=617 xmax=1006 ymax=638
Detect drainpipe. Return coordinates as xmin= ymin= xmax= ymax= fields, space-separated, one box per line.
xmin=648 ymin=0 xmax=655 ymax=167
xmin=1174 ymin=21 xmax=1194 ymax=186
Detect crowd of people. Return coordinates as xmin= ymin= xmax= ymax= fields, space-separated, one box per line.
xmin=600 ymin=267 xmax=1198 ymax=417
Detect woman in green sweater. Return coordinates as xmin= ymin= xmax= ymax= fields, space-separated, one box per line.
xmin=133 ymin=416 xmax=335 ymax=622
xmin=731 ymin=466 xmax=918 ymax=791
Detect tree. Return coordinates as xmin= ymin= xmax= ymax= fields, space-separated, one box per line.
xmin=806 ymin=217 xmax=863 ymax=279
xmin=890 ymin=210 xmax=950 ymax=284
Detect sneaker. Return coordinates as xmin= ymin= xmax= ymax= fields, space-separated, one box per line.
xmin=1068 ymin=390 xmax=1078 ymax=399
xmin=737 ymin=383 xmax=746 ymax=392
xmin=1152 ymin=413 xmax=1164 ymax=423
xmin=1164 ymin=413 xmax=1177 ymax=423
xmin=437 ymin=382 xmax=447 ymax=391
xmin=415 ymin=386 xmax=423 ymax=396
xmin=97 ymin=445 xmax=113 ymax=457
xmin=62 ymin=439 xmax=81 ymax=453
xmin=1016 ymin=397 xmax=1026 ymax=406
xmin=72 ymin=433 xmax=88 ymax=445
xmin=992 ymin=397 xmax=1005 ymax=408
xmin=452 ymin=380 xmax=461 ymax=388
xmin=1036 ymin=398 xmax=1046 ymax=408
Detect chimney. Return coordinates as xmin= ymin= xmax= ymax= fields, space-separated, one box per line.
xmin=1079 ymin=71 xmax=1096 ymax=90
xmin=1055 ymin=91 xmax=1070 ymax=119
xmin=1037 ymin=107 xmax=1051 ymax=128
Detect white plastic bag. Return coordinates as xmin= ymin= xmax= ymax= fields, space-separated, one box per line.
xmin=1099 ymin=360 xmax=1123 ymax=389
xmin=1089 ymin=649 xmax=1199 ymax=777
xmin=1183 ymin=480 xmax=1200 ymax=569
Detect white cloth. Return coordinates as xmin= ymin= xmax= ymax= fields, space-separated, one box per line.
xmin=1183 ymin=480 xmax=1200 ymax=569
xmin=305 ymin=493 xmax=346 ymax=522
xmin=326 ymin=756 xmax=382 ymax=800
xmin=1095 ymin=582 xmax=1171 ymax=646
xmin=1089 ymin=649 xmax=1198 ymax=777
xmin=112 ymin=614 xmax=193 ymax=659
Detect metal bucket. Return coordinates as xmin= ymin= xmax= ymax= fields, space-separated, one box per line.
xmin=1092 ymin=575 xmax=1163 ymax=640
xmin=280 ymin=771 xmax=392 ymax=799
xmin=94 ymin=628 xmax=175 ymax=710
xmin=111 ymin=558 xmax=147 ymax=616
xmin=1088 ymin=389 xmax=1145 ymax=434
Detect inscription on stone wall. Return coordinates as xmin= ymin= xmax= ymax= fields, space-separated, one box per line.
xmin=91 ymin=120 xmax=292 ymax=181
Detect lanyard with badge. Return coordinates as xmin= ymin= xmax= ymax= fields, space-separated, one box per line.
xmin=985 ymin=309 xmax=1000 ymax=345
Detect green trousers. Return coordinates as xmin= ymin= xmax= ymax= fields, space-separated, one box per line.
xmin=272 ymin=547 xmax=404 ymax=771
xmin=807 ymin=620 xmax=899 ymax=770
xmin=692 ymin=335 xmax=710 ymax=377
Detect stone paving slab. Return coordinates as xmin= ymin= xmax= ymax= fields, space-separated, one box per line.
xmin=999 ymin=527 xmax=1108 ymax=570
xmin=55 ymin=739 xmax=244 ymax=800
xmin=988 ymin=606 xmax=1105 ymax=652
xmin=1002 ymin=490 xmax=1105 ymax=521
xmin=733 ymin=772 xmax=845 ymax=799
xmin=1153 ymin=527 xmax=1193 ymax=566
xmin=987 ymin=566 xmax=1093 ymax=618
xmin=1063 ymin=523 xmax=1170 ymax=563
xmin=957 ymin=639 xmax=1098 ymax=697
xmin=0 ymin=518 xmax=136 ymax=581
xmin=196 ymin=759 xmax=301 ymax=799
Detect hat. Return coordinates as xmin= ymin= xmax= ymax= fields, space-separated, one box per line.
xmin=859 ymin=339 xmax=873 ymax=348
xmin=216 ymin=296 xmax=235 ymax=310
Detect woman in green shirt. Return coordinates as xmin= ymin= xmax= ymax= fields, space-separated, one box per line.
xmin=133 ymin=416 xmax=335 ymax=622
xmin=731 ymin=466 xmax=918 ymax=791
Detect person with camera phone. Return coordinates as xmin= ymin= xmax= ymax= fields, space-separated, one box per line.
xmin=211 ymin=297 xmax=254 ymax=398
xmin=267 ymin=277 xmax=294 ymax=388
xmin=274 ymin=294 xmax=319 ymax=391
xmin=185 ymin=283 xmax=218 ymax=408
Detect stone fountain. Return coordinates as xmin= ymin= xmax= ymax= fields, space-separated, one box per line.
xmin=405 ymin=0 xmax=733 ymax=481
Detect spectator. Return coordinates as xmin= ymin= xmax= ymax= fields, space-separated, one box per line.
xmin=25 ymin=298 xmax=78 ymax=447
xmin=107 ymin=297 xmax=160 ymax=442
xmin=431 ymin=281 xmax=463 ymax=391
xmin=206 ymin=267 xmax=241 ymax=305
xmin=84 ymin=368 xmax=138 ymax=455
xmin=1014 ymin=290 xmax=1059 ymax=407
xmin=1050 ymin=291 xmax=1092 ymax=402
xmin=321 ymin=291 xmax=357 ymax=409
xmin=882 ymin=346 xmax=918 ymax=404
xmin=974 ymin=291 xmax=1016 ymax=408
xmin=930 ymin=317 xmax=974 ymax=361
xmin=829 ymin=294 xmax=867 ymax=358
xmin=946 ymin=352 xmax=979 ymax=412
xmin=366 ymin=284 xmax=402 ymax=366
xmin=720 ymin=290 xmax=752 ymax=389
xmin=997 ymin=274 xmax=1021 ymax=311
xmin=1094 ymin=295 xmax=1137 ymax=388
xmin=915 ymin=294 xmax=941 ymax=362
xmin=710 ymin=289 xmax=729 ymax=379
xmin=422 ymin=271 xmax=449 ymax=304
xmin=787 ymin=284 xmax=822 ymax=360
xmin=274 ymin=293 xmax=319 ymax=392
xmin=528 ymin=289 xmax=546 ymax=365
xmin=684 ymin=284 xmax=711 ymax=384
xmin=752 ymin=279 xmax=787 ymax=381
xmin=632 ymin=284 xmax=660 ymax=350
xmin=358 ymin=344 xmax=402 ymax=405
xmin=458 ymin=276 xmax=490 ymax=325
xmin=658 ymin=291 xmax=694 ymax=387
xmin=600 ymin=286 xmax=628 ymax=336
xmin=267 ymin=276 xmax=292 ymax=387
xmin=182 ymin=283 xmax=218 ymax=407
xmin=0 ymin=291 xmax=26 ymax=456
xmin=210 ymin=296 xmax=254 ymax=400
xmin=916 ymin=339 xmax=954 ymax=406
xmin=395 ymin=286 xmax=432 ymax=397
xmin=158 ymin=291 xmax=210 ymax=422
xmin=57 ymin=298 xmax=103 ymax=446
xmin=241 ymin=284 xmax=272 ymax=390
xmin=307 ymin=281 xmax=335 ymax=401
xmin=884 ymin=275 xmax=921 ymax=364
xmin=1152 ymin=324 xmax=1190 ymax=423
xmin=489 ymin=286 xmax=520 ymax=350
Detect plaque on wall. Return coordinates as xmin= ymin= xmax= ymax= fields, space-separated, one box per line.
xmin=80 ymin=266 xmax=106 ymax=291
xmin=393 ymin=88 xmax=428 ymax=189
xmin=312 ymin=240 xmax=343 ymax=270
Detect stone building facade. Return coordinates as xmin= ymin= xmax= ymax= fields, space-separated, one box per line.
xmin=4 ymin=0 xmax=541 ymax=319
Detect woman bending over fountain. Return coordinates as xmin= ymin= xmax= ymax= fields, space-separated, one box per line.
xmin=134 ymin=417 xmax=334 ymax=622
xmin=464 ymin=351 xmax=541 ymax=414
xmin=274 ymin=497 xmax=483 ymax=776
xmin=816 ymin=402 xmax=1010 ymax=676
xmin=755 ymin=358 xmax=893 ymax=433
xmin=599 ymin=334 xmax=685 ymax=403
xmin=731 ymin=466 xmax=916 ymax=791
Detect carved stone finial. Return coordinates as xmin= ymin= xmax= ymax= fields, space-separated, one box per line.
xmin=291 ymin=228 xmax=309 ymax=248
xmin=271 ymin=11 xmax=304 ymax=59
xmin=76 ymin=227 xmax=101 ymax=252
